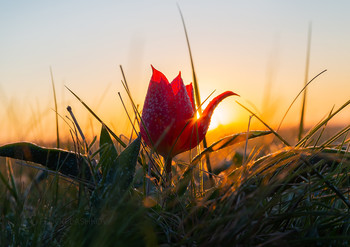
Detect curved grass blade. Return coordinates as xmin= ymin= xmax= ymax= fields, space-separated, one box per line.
xmin=65 ymin=86 xmax=126 ymax=148
xmin=0 ymin=142 xmax=92 ymax=181
xmin=177 ymin=5 xmax=214 ymax=183
xmin=296 ymin=99 xmax=350 ymax=147
xmin=277 ymin=69 xmax=327 ymax=132
xmin=191 ymin=130 xmax=271 ymax=165
xmin=237 ymin=101 xmax=290 ymax=146
xmin=298 ymin=23 xmax=312 ymax=141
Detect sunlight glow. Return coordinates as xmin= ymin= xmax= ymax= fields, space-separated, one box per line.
xmin=209 ymin=107 xmax=234 ymax=131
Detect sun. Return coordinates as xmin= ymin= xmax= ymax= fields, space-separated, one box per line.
xmin=209 ymin=106 xmax=233 ymax=131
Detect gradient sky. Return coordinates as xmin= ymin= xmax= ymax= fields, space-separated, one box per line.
xmin=1 ymin=0 xmax=350 ymax=143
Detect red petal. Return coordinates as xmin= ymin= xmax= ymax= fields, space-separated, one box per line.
xmin=202 ymin=91 xmax=238 ymax=119
xmin=186 ymin=83 xmax=195 ymax=111
xmin=170 ymin=72 xmax=194 ymax=120
xmin=151 ymin=65 xmax=169 ymax=86
xmin=171 ymin=91 xmax=238 ymax=156
xmin=168 ymin=72 xmax=195 ymax=153
xmin=140 ymin=66 xmax=176 ymax=156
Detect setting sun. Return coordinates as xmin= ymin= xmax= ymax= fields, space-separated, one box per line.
xmin=209 ymin=105 xmax=235 ymax=130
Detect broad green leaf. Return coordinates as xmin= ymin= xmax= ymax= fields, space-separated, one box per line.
xmin=99 ymin=124 xmax=118 ymax=157
xmin=92 ymin=135 xmax=141 ymax=209
xmin=191 ymin=131 xmax=272 ymax=165
xmin=106 ymin=135 xmax=142 ymax=194
xmin=98 ymin=125 xmax=118 ymax=175
xmin=0 ymin=142 xmax=92 ymax=180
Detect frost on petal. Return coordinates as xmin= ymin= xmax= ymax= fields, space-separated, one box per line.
xmin=170 ymin=73 xmax=194 ymax=120
xmin=140 ymin=67 xmax=177 ymax=156
xmin=186 ymin=83 xmax=195 ymax=111
xmin=169 ymin=73 xmax=195 ymax=148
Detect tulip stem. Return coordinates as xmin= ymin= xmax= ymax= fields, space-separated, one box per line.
xmin=165 ymin=157 xmax=173 ymax=187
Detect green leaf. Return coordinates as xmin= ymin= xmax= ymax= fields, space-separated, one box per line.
xmin=98 ymin=125 xmax=118 ymax=175
xmin=191 ymin=131 xmax=272 ymax=165
xmin=106 ymin=135 xmax=142 ymax=195
xmin=0 ymin=142 xmax=92 ymax=180
xmin=99 ymin=125 xmax=118 ymax=157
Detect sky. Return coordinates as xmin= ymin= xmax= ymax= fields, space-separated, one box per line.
xmin=1 ymin=0 xmax=350 ymax=144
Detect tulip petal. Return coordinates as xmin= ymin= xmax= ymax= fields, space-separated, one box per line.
xmin=186 ymin=83 xmax=195 ymax=111
xmin=171 ymin=73 xmax=194 ymax=120
xmin=172 ymin=91 xmax=238 ymax=156
xmin=202 ymin=91 xmax=239 ymax=121
xmin=140 ymin=66 xmax=238 ymax=159
xmin=140 ymin=66 xmax=176 ymax=156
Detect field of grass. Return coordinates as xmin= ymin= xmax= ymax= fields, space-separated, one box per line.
xmin=0 ymin=100 xmax=350 ymax=246
xmin=1 ymin=15 xmax=350 ymax=247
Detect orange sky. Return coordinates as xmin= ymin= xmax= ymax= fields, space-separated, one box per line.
xmin=1 ymin=1 xmax=350 ymax=144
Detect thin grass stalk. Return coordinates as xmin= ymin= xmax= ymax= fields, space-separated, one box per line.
xmin=320 ymin=125 xmax=350 ymax=148
xmin=50 ymin=67 xmax=61 ymax=206
xmin=296 ymin=99 xmax=350 ymax=147
xmin=301 ymin=156 xmax=350 ymax=209
xmin=243 ymin=115 xmax=253 ymax=164
xmin=129 ymin=105 xmax=139 ymax=144
xmin=118 ymin=92 xmax=158 ymax=192
xmin=118 ymin=74 xmax=165 ymax=183
xmin=236 ymin=101 xmax=290 ymax=146
xmin=118 ymin=66 xmax=164 ymax=166
xmin=298 ymin=23 xmax=312 ymax=140
xmin=50 ymin=67 xmax=60 ymax=148
xmin=177 ymin=5 xmax=213 ymax=185
xmin=66 ymin=106 xmax=96 ymax=186
xmin=277 ymin=69 xmax=327 ymax=132
xmin=312 ymin=106 xmax=334 ymax=147
xmin=65 ymin=86 xmax=126 ymax=148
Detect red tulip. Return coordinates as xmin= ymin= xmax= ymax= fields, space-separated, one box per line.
xmin=140 ymin=66 xmax=238 ymax=159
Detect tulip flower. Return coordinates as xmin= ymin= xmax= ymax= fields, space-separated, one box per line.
xmin=140 ymin=66 xmax=237 ymax=183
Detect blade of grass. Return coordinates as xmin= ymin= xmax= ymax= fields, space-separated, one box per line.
xmin=298 ymin=23 xmax=312 ymax=141
xmin=301 ymin=155 xmax=350 ymax=209
xmin=65 ymin=86 xmax=126 ymax=148
xmin=118 ymin=67 xmax=166 ymax=186
xmin=236 ymin=101 xmax=290 ymax=146
xmin=177 ymin=4 xmax=213 ymax=184
xmin=191 ymin=130 xmax=271 ymax=165
xmin=312 ymin=106 xmax=334 ymax=147
xmin=50 ymin=67 xmax=60 ymax=148
xmin=296 ymin=99 xmax=350 ymax=147
xmin=277 ymin=69 xmax=327 ymax=132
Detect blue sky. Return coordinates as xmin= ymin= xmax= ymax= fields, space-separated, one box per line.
xmin=1 ymin=0 xmax=350 ymax=142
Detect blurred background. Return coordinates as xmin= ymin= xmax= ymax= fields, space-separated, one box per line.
xmin=1 ymin=0 xmax=350 ymax=144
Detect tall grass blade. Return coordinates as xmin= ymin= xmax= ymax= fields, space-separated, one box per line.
xmin=177 ymin=5 xmax=213 ymax=184
xmin=50 ymin=67 xmax=60 ymax=148
xmin=237 ymin=101 xmax=290 ymax=146
xmin=277 ymin=69 xmax=327 ymax=132
xmin=65 ymin=86 xmax=126 ymax=148
xmin=296 ymin=99 xmax=350 ymax=147
xmin=298 ymin=23 xmax=312 ymax=140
